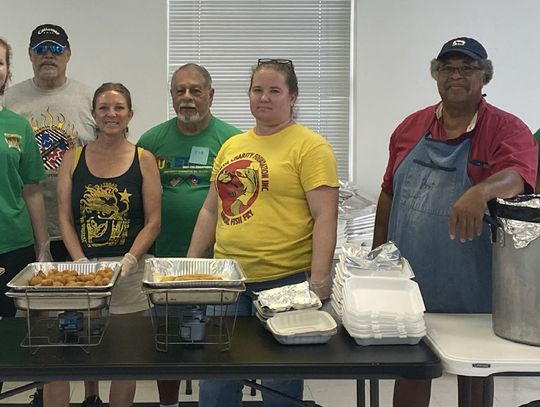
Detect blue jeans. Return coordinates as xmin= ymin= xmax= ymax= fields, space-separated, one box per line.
xmin=199 ymin=272 xmax=307 ymax=407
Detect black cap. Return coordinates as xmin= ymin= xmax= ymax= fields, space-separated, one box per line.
xmin=30 ymin=24 xmax=70 ymax=48
xmin=437 ymin=37 xmax=487 ymax=60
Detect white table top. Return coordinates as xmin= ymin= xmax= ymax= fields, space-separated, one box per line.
xmin=425 ymin=313 xmax=540 ymax=376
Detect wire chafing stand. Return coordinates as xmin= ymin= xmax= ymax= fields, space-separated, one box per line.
xmin=142 ymin=258 xmax=247 ymax=352
xmin=5 ymin=261 xmax=121 ymax=354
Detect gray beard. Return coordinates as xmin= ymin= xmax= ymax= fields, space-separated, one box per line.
xmin=177 ymin=111 xmax=201 ymax=123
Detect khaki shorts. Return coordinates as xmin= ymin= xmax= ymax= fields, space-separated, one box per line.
xmin=90 ymin=254 xmax=152 ymax=315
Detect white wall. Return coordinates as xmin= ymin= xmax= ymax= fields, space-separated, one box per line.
xmin=354 ymin=0 xmax=540 ymax=201
xmin=3 ymin=1 xmax=537 ymax=200
xmin=2 ymin=0 xmax=168 ymax=141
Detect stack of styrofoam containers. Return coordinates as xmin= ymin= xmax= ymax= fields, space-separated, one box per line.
xmin=330 ymin=256 xmax=352 ymax=319
xmin=331 ymin=242 xmax=426 ymax=345
xmin=330 ymin=244 xmax=372 ymax=320
xmin=342 ymin=276 xmax=426 ymax=345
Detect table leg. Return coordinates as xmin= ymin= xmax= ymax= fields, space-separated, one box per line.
xmin=357 ymin=379 xmax=366 ymax=407
xmin=482 ymin=376 xmax=494 ymax=407
xmin=369 ymin=380 xmax=379 ymax=407
xmin=241 ymin=380 xmax=319 ymax=407
xmin=459 ymin=376 xmax=472 ymax=407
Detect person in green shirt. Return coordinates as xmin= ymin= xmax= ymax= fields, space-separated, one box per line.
xmin=534 ymin=129 xmax=540 ymax=191
xmin=137 ymin=63 xmax=240 ymax=407
xmin=0 ymin=36 xmax=49 ymax=400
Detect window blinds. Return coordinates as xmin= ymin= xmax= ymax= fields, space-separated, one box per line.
xmin=168 ymin=0 xmax=351 ymax=178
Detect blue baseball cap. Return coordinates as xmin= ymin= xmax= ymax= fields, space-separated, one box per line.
xmin=437 ymin=37 xmax=487 ymax=60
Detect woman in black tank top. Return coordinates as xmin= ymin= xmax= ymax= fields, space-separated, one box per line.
xmin=51 ymin=83 xmax=161 ymax=407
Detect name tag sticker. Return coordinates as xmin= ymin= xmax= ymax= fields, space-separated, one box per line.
xmin=189 ymin=146 xmax=210 ymax=165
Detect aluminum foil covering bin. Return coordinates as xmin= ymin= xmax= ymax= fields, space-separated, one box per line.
xmin=491 ymin=195 xmax=540 ymax=346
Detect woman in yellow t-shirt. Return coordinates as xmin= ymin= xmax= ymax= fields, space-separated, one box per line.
xmin=188 ymin=59 xmax=339 ymax=407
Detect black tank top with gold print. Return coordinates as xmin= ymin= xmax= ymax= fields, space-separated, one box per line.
xmin=71 ymin=145 xmax=144 ymax=258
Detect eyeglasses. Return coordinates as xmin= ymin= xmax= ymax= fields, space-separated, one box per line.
xmin=32 ymin=43 xmax=66 ymax=55
xmin=257 ymin=58 xmax=295 ymax=70
xmin=438 ymin=65 xmax=482 ymax=77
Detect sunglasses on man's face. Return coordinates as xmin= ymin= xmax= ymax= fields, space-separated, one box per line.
xmin=32 ymin=44 xmax=66 ymax=55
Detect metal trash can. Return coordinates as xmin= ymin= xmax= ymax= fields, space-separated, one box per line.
xmin=491 ymin=195 xmax=540 ymax=346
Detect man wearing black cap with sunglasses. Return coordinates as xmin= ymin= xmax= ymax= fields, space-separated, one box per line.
xmin=4 ymin=24 xmax=96 ymax=407
xmin=373 ymin=37 xmax=537 ymax=407
xmin=5 ymin=24 xmax=95 ymax=262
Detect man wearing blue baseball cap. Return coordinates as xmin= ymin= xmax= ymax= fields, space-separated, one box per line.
xmin=373 ymin=37 xmax=537 ymax=407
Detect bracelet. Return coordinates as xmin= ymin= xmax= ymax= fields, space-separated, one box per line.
xmin=309 ymin=276 xmax=332 ymax=288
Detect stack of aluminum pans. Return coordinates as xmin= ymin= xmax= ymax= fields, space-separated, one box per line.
xmin=335 ymin=181 xmax=376 ymax=257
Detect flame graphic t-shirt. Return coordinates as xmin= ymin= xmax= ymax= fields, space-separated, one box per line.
xmin=4 ymin=78 xmax=96 ymax=239
xmin=211 ymin=124 xmax=339 ymax=282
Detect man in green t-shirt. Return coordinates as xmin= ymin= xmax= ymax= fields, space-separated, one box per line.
xmin=137 ymin=63 xmax=240 ymax=407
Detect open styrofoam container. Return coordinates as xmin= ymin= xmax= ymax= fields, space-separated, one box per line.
xmin=271 ymin=329 xmax=337 ymax=345
xmin=267 ymin=309 xmax=337 ymax=336
xmin=343 ymin=276 xmax=425 ymax=316
xmin=266 ymin=309 xmax=338 ymax=345
xmin=267 ymin=310 xmax=337 ymax=335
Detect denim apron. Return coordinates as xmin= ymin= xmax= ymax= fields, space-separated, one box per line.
xmin=388 ymin=130 xmax=492 ymax=313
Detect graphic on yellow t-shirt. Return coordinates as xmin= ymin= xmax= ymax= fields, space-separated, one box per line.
xmin=79 ymin=182 xmax=131 ymax=247
xmin=217 ymin=159 xmax=260 ymax=218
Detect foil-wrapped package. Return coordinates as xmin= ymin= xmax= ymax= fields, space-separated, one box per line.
xmin=344 ymin=241 xmax=402 ymax=270
xmin=255 ymin=281 xmax=321 ymax=314
xmin=496 ymin=196 xmax=540 ymax=249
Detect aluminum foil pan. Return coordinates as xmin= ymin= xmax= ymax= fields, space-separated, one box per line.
xmin=5 ymin=289 xmax=111 ymax=311
xmin=143 ymin=258 xmax=246 ymax=288
xmin=7 ymin=262 xmax=121 ymax=292
xmin=143 ymin=285 xmax=245 ymax=305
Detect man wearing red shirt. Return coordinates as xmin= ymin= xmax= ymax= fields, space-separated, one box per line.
xmin=373 ymin=37 xmax=537 ymax=407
